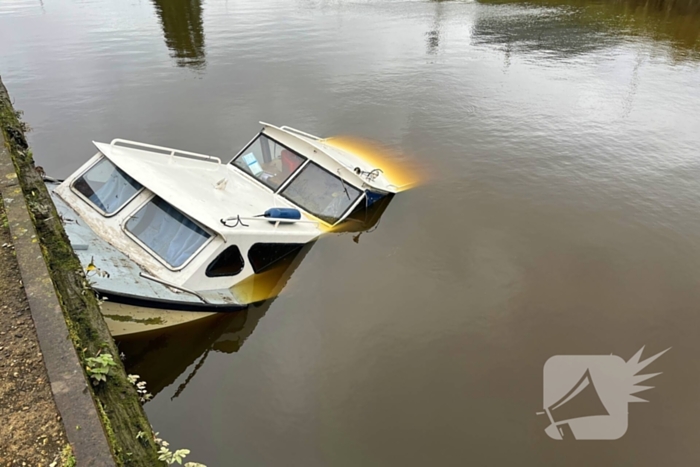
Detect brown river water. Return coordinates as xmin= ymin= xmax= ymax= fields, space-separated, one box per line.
xmin=2 ymin=0 xmax=700 ymax=465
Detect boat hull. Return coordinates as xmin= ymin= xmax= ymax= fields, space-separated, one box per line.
xmin=94 ymin=287 xmax=247 ymax=312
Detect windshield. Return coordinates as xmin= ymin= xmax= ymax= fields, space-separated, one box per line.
xmin=125 ymin=197 xmax=211 ymax=268
xmin=72 ymin=157 xmax=142 ymax=215
xmin=232 ymin=134 xmax=306 ymax=191
xmin=281 ymin=162 xmax=362 ymax=224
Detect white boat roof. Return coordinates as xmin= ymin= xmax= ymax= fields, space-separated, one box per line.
xmin=92 ymin=123 xmax=397 ymax=236
xmin=93 ymin=140 xmax=305 ymax=236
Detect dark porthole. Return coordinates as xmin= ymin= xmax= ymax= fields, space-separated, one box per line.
xmin=206 ymin=245 xmax=244 ymax=277
xmin=248 ymin=243 xmax=304 ymax=274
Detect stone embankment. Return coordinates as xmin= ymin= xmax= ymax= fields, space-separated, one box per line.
xmin=0 ymin=76 xmax=162 ymax=466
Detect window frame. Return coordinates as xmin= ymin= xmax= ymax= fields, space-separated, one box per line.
xmin=230 ymin=133 xmax=365 ymax=225
xmin=278 ymin=161 xmax=364 ymax=225
xmin=121 ymin=194 xmax=215 ymax=271
xmin=228 ymin=130 xmax=366 ymax=226
xmin=70 ymin=155 xmax=144 ymax=218
xmin=230 ymin=132 xmax=308 ymax=192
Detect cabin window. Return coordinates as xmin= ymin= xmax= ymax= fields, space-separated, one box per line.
xmin=125 ymin=196 xmax=211 ymax=269
xmin=72 ymin=157 xmax=142 ymax=215
xmin=206 ymin=246 xmax=244 ymax=277
xmin=248 ymin=243 xmax=304 ymax=274
xmin=232 ymin=134 xmax=306 ymax=191
xmin=280 ymin=163 xmax=362 ymax=224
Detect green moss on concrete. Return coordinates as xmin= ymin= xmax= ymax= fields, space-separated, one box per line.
xmin=0 ymin=82 xmax=162 ymax=466
xmin=60 ymin=444 xmax=76 ymax=467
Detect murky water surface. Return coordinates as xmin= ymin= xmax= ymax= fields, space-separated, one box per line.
xmin=2 ymin=0 xmax=700 ymax=464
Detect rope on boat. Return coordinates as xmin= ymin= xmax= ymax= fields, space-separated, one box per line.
xmin=220 ymin=215 xmax=249 ymax=228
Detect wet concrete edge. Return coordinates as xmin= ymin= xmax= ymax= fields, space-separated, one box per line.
xmin=0 ymin=124 xmax=116 ymax=464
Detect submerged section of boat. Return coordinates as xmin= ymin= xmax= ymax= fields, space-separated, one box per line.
xmin=48 ymin=123 xmax=398 ymax=315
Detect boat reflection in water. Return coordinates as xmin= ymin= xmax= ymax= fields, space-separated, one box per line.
xmin=116 ymin=301 xmax=267 ymax=399
xmin=114 ymin=196 xmax=393 ymax=398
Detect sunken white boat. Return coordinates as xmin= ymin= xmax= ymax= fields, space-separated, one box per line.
xmin=48 ymin=123 xmax=398 ymax=311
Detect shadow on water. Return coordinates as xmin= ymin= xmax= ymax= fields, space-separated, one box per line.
xmin=472 ymin=0 xmax=700 ymax=61
xmin=151 ymin=0 xmax=206 ymax=69
xmin=116 ymin=196 xmax=394 ymax=399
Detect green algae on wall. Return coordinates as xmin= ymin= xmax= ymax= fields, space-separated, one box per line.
xmin=0 ymin=80 xmax=163 ymax=466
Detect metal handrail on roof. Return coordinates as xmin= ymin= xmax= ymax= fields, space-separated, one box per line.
xmin=279 ymin=126 xmax=321 ymax=141
xmin=109 ymin=138 xmax=222 ymax=165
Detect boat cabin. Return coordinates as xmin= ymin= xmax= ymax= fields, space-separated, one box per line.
xmin=50 ymin=123 xmax=396 ymax=309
